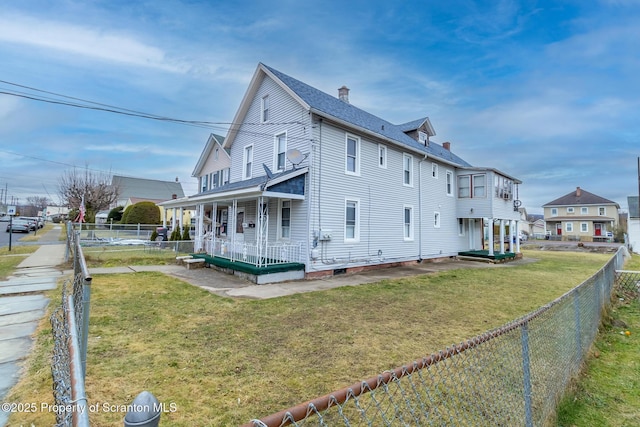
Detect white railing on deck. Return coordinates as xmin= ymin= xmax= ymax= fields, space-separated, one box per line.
xmin=204 ymin=237 xmax=302 ymax=267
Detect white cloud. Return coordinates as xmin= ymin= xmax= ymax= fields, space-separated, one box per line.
xmin=0 ymin=13 xmax=188 ymax=73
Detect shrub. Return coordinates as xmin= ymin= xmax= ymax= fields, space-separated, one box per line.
xmin=121 ymin=202 xmax=160 ymax=225
xmin=150 ymin=230 xmax=158 ymax=241
xmin=107 ymin=206 xmax=124 ymax=223
xmin=181 ymin=226 xmax=191 ymax=241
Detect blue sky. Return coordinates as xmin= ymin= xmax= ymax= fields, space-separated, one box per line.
xmin=1 ymin=0 xmax=639 ymax=214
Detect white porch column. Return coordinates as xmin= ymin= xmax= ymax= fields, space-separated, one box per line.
xmin=196 ymin=204 xmax=204 ymax=251
xmin=178 ymin=207 xmax=184 ymax=233
xmin=515 ymin=220 xmax=521 ymax=253
xmin=162 ymin=208 xmax=166 ymax=227
xmin=499 ymin=219 xmax=505 ymax=255
xmin=487 ymin=218 xmax=494 ymax=256
xmin=171 ymin=208 xmax=177 ymax=233
xmin=229 ymin=200 xmax=237 ymax=261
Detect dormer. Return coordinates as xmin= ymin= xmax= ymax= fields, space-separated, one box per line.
xmin=398 ymin=117 xmax=436 ymax=146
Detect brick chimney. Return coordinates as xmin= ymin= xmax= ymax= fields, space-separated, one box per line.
xmin=576 ymin=187 xmax=581 ymax=197
xmin=172 ymin=194 xmax=177 ymax=199
xmin=338 ymin=85 xmax=350 ymax=103
xmin=443 ymin=142 xmax=451 ymax=151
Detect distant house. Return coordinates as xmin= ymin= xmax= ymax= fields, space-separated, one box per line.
xmin=111 ymin=175 xmax=192 ymax=227
xmin=159 ymin=63 xmax=524 ymax=283
xmin=627 ymin=196 xmax=639 ymax=253
xmin=543 ymin=187 xmax=620 ymax=242
xmin=44 ymin=205 xmax=70 ymax=221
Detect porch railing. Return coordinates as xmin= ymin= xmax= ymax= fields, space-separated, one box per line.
xmin=204 ymin=237 xmax=302 ymax=267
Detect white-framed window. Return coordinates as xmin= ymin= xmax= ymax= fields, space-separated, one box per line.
xmin=403 ymin=205 xmax=413 ymax=241
xmin=418 ymin=131 xmax=428 ymax=144
xmin=221 ymin=168 xmax=230 ymax=185
xmin=279 ymin=199 xmax=291 ymax=239
xmin=215 ymin=147 xmax=219 ymax=160
xmin=598 ymin=207 xmax=606 ymax=216
xmin=446 ymin=171 xmax=453 ymax=196
xmin=344 ymin=199 xmax=359 ymax=242
xmin=566 ymin=222 xmax=574 ymax=232
xmin=458 ymin=218 xmax=465 ymax=236
xmin=378 ymin=144 xmax=387 ymax=169
xmin=458 ymin=175 xmax=470 ymax=198
xmin=567 ymin=207 xmax=575 ymax=214
xmin=580 ymin=222 xmax=588 ymax=232
xmin=472 ymin=174 xmax=486 ymax=197
xmin=551 ymin=208 xmax=558 ymax=217
xmin=243 ymin=145 xmax=253 ymax=179
xmin=261 ymin=95 xmax=269 ymax=123
xmin=211 ymin=171 xmax=220 ymax=189
xmin=434 ymin=211 xmax=441 ymax=228
xmin=200 ymin=175 xmax=208 ymax=192
xmin=581 ymin=207 xmax=589 ymax=214
xmin=275 ymin=132 xmax=287 ymax=171
xmin=431 ymin=163 xmax=438 ymax=178
xmin=345 ymin=135 xmax=360 ymax=175
xmin=403 ymin=153 xmax=413 ymax=186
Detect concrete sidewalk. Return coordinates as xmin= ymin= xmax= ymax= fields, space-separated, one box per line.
xmin=0 ymin=227 xmax=67 ymax=426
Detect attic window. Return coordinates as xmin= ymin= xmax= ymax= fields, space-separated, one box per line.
xmin=418 ymin=131 xmax=428 ymax=144
xmin=261 ymin=95 xmax=270 ymax=123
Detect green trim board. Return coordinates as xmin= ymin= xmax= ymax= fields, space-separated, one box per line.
xmin=191 ymin=253 xmax=305 ymax=275
xmin=458 ymin=250 xmax=516 ymax=261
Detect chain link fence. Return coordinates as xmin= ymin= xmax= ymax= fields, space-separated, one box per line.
xmin=245 ymin=247 xmax=627 ymax=427
xmin=50 ymin=225 xmax=91 ymax=427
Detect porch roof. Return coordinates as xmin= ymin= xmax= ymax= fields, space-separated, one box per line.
xmin=157 ymin=167 xmax=307 ymax=209
xmin=545 ymin=216 xmax=617 ymax=222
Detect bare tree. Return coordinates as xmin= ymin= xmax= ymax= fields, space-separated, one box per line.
xmin=23 ymin=196 xmax=50 ymax=217
xmin=58 ymin=168 xmax=120 ymax=222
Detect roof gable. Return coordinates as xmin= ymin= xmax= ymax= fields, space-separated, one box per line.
xmin=543 ymin=187 xmax=619 ymax=207
xmin=192 ymin=133 xmax=227 ymax=177
xmin=112 ymin=175 xmax=185 ymax=203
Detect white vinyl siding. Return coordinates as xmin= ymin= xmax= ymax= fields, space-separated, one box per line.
xmin=434 ymin=211 xmax=441 ymax=228
xmin=345 ymin=135 xmax=360 ymax=175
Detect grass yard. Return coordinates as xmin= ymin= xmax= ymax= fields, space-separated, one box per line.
xmin=556 ymin=254 xmax=640 ymax=427
xmin=81 ymin=246 xmax=190 ymax=267
xmin=0 ymin=246 xmax=37 ymax=279
xmin=4 ymin=250 xmax=621 ymax=426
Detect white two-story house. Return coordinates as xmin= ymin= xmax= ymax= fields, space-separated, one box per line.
xmin=160 ymin=63 xmax=523 ymax=283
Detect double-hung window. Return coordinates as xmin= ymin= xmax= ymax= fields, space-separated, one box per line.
xmin=345 ymin=199 xmax=359 ymax=242
xmin=458 ymin=176 xmax=470 ymax=198
xmin=403 ymin=206 xmax=413 ymax=240
xmin=446 ymin=171 xmax=453 ymax=196
xmin=243 ymin=145 xmax=253 ymax=179
xmin=200 ymin=175 xmax=208 ymax=192
xmin=346 ymin=135 xmax=359 ymax=175
xmin=378 ymin=144 xmax=387 ymax=169
xmin=275 ymin=133 xmax=287 ymax=171
xmin=280 ymin=200 xmax=291 ymax=239
xmin=431 ymin=163 xmax=438 ymax=178
xmin=261 ymin=95 xmax=269 ymax=123
xmin=403 ymin=154 xmax=413 ymax=186
xmin=472 ymin=174 xmax=486 ymax=197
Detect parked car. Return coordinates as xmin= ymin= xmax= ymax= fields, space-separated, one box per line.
xmin=17 ymin=217 xmax=37 ymax=231
xmin=0 ymin=216 xmax=9 ymax=223
xmin=6 ymin=219 xmax=30 ymax=233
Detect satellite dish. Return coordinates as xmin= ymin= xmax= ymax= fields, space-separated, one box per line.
xmin=262 ymin=164 xmax=274 ymax=179
xmin=286 ymin=148 xmax=308 ymax=169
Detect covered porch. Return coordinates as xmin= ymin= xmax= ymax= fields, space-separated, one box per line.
xmin=458 ymin=217 xmax=522 ymax=261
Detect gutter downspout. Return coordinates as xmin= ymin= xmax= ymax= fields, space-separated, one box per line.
xmin=418 ymin=155 xmax=428 ymax=261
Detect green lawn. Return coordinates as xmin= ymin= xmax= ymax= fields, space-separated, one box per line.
xmin=4 ymin=250 xmax=626 ymax=426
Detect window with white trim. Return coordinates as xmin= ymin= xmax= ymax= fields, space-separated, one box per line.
xmin=211 ymin=171 xmax=220 ymax=189
xmin=566 ymin=222 xmax=574 ymax=232
xmin=418 ymin=131 xmax=428 ymax=144
xmin=378 ymin=144 xmax=387 ymax=169
xmin=551 ymin=208 xmax=558 ymax=217
xmin=446 ymin=171 xmax=453 ymax=196
xmin=458 ymin=218 xmax=465 ymax=236
xmin=261 ymin=95 xmax=269 ymax=123
xmin=431 ymin=163 xmax=438 ymax=178
xmin=567 ymin=207 xmax=575 ymax=214
xmin=473 ymin=174 xmax=486 ymax=197
xmin=598 ymin=207 xmax=606 ymax=216
xmin=580 ymin=222 xmax=588 ymax=232
xmin=279 ymin=200 xmax=291 ymax=239
xmin=403 ymin=153 xmax=413 ymax=186
xmin=345 ymin=135 xmax=360 ymax=175
xmin=345 ymin=199 xmax=359 ymax=242
xmin=581 ymin=207 xmax=589 ymax=215
xmin=200 ymin=175 xmax=208 ymax=192
xmin=403 ymin=205 xmax=413 ymax=240
xmin=243 ymin=145 xmax=253 ymax=179
xmin=434 ymin=211 xmax=441 ymax=228
xmin=275 ymin=133 xmax=287 ymax=171
xmin=222 ymin=168 xmax=230 ymax=185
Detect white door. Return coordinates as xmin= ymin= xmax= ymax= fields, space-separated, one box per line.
xmin=235 ymin=208 xmax=245 ymax=242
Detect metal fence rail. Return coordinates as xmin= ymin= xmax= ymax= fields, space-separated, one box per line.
xmin=245 ymin=247 xmax=627 ymax=427
xmin=50 ymin=225 xmax=91 ymax=427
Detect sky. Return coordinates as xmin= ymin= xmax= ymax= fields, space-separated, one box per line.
xmin=1 ymin=0 xmax=639 ymax=215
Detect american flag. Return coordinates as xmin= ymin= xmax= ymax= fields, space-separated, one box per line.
xmin=75 ymin=195 xmax=86 ymax=223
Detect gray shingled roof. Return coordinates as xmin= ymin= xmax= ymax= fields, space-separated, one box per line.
xmin=112 ymin=176 xmax=185 ymax=202
xmin=543 ymin=187 xmax=618 ymax=207
xmin=262 ymin=64 xmax=471 ymax=167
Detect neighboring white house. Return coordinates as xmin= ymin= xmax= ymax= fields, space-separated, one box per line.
xmin=627 ymin=196 xmax=639 ymax=253
xmin=159 ymin=63 xmax=523 ymax=283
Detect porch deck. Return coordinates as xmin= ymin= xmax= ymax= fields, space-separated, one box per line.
xmin=191 ymin=253 xmax=305 ymax=276
xmin=458 ymin=250 xmax=517 ymax=262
